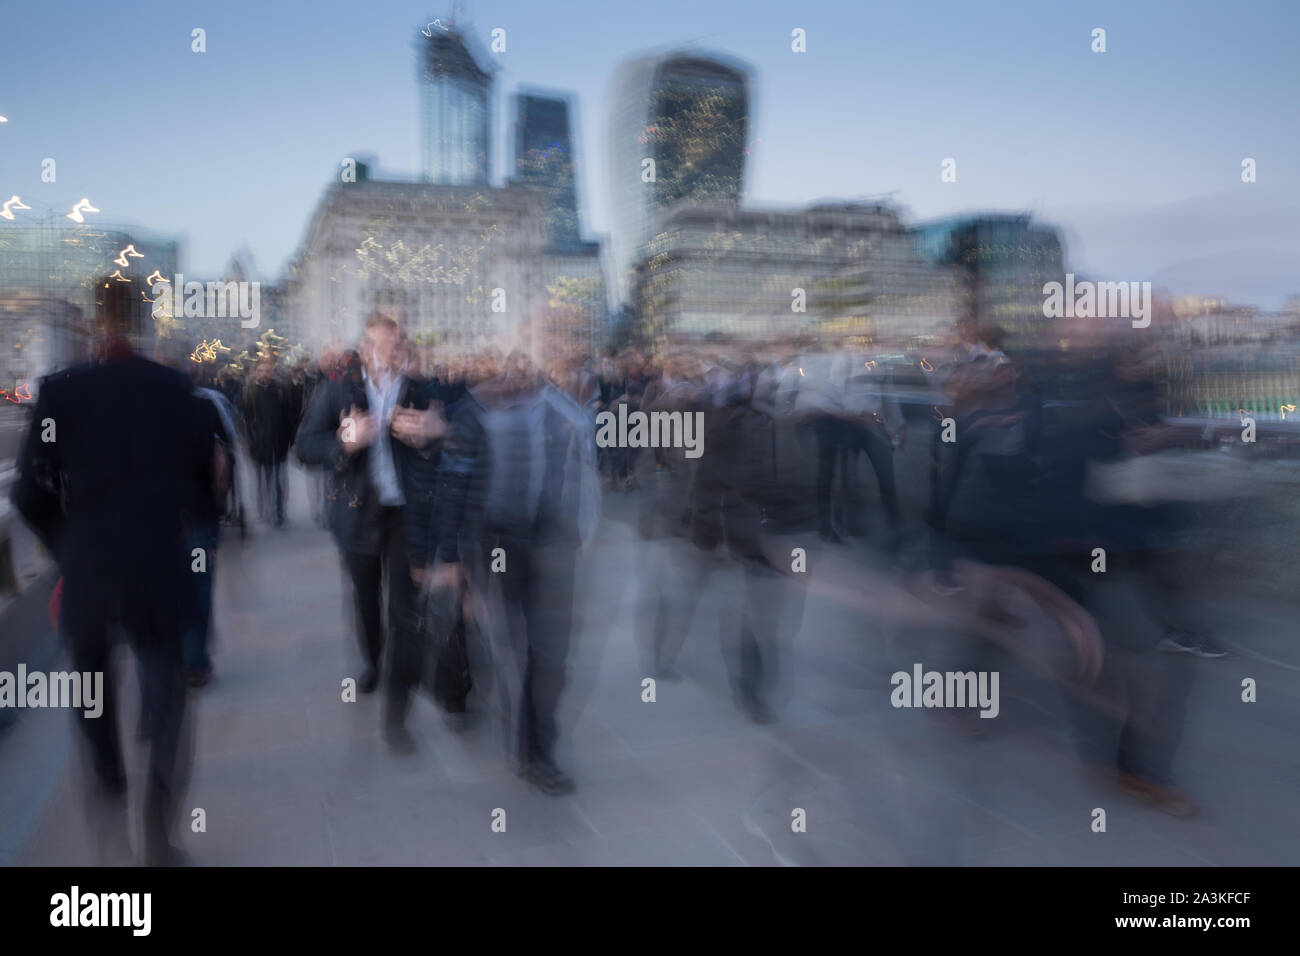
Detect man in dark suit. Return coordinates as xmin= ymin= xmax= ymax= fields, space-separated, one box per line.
xmin=296 ymin=312 xmax=444 ymax=753
xmin=12 ymin=276 xmax=224 ymax=865
xmin=243 ymin=355 xmax=296 ymax=527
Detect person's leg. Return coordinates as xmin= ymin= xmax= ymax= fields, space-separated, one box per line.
xmin=273 ymin=459 xmax=286 ymax=526
xmin=813 ymin=416 xmax=839 ymax=538
xmin=636 ymin=537 xmax=673 ymax=674
xmin=134 ymin=632 xmax=190 ymax=864
xmin=1138 ymin=652 xmax=1196 ymax=785
xmin=862 ymin=424 xmax=902 ymax=550
xmin=312 ymin=471 xmax=326 ymax=527
xmin=491 ymin=538 xmax=533 ymax=770
xmin=1143 ymin=509 xmax=1220 ymax=655
xmin=1116 ymin=547 xmax=1199 ymax=802
xmin=343 ymin=549 xmax=384 ymax=685
xmin=182 ymin=523 xmax=218 ymax=681
xmin=522 ymin=541 xmax=576 ymax=772
xmin=726 ymin=559 xmax=790 ymax=721
xmin=1116 ymin=647 xmax=1190 ymax=782
xmin=255 ymin=462 xmax=269 ymax=522
xmin=382 ymin=509 xmax=420 ymax=739
xmin=66 ymin=614 xmax=135 ymax=864
xmin=66 ymin=619 xmax=126 ymax=799
xmin=655 ymin=542 xmax=718 ymax=675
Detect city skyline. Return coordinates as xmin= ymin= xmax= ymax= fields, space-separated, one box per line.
xmin=1 ymin=0 xmax=1297 ymax=307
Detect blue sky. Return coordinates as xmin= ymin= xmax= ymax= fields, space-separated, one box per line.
xmin=2 ymin=0 xmax=1297 ymax=306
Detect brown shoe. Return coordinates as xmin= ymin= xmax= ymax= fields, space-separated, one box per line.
xmin=1116 ymin=771 xmax=1198 ymax=816
xmin=1145 ymin=781 xmax=1199 ymax=817
xmin=1115 ymin=770 xmax=1154 ymax=801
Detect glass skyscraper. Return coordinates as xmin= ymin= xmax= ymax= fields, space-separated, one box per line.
xmin=419 ymin=26 xmax=493 ymax=186
xmin=607 ymin=51 xmax=751 ymax=307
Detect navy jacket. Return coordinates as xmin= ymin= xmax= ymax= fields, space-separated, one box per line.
xmin=12 ymin=354 xmax=220 ymax=644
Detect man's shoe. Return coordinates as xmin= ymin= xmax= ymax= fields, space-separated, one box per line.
xmin=185 ymin=668 xmax=213 ymax=689
xmin=1145 ymin=781 xmax=1199 ymax=816
xmin=1117 ymin=771 xmax=1197 ymax=816
xmin=358 ymin=667 xmax=379 ymax=694
xmin=1156 ymin=632 xmax=1198 ymax=655
xmin=1116 ymin=769 xmax=1154 ymax=802
xmin=653 ymin=662 xmax=684 ymax=682
xmin=1157 ymin=632 xmax=1227 ymax=658
xmin=743 ymin=698 xmax=773 ymax=725
xmin=1189 ymin=639 xmax=1229 ymax=659
xmin=522 ymin=760 xmax=575 ymax=796
xmin=384 ymin=722 xmax=417 ymax=756
xmin=144 ymin=841 xmax=189 ymax=867
xmin=90 ymin=796 xmax=134 ymax=866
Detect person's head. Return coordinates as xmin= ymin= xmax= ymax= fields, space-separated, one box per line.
xmin=547 ymin=351 xmax=588 ymax=399
xmin=361 ymin=311 xmax=401 ymax=376
xmin=93 ymin=275 xmax=146 ymax=344
xmin=254 ymin=356 xmax=276 ymax=384
xmin=467 ymin=350 xmax=502 ymax=386
xmin=1114 ymin=338 xmax=1159 ymax=384
xmin=317 ymin=343 xmax=340 ymax=374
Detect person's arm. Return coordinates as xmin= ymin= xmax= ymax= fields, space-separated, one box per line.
xmin=190 ymin=395 xmax=225 ymax=515
xmin=391 ymin=399 xmax=446 ymax=454
xmin=11 ymin=381 xmax=64 ymax=560
xmin=396 ymin=382 xmax=443 ymax=580
xmin=295 ymin=379 xmax=343 ymax=468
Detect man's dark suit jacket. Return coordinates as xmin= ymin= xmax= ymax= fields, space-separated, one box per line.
xmin=11 ymin=353 xmax=221 ymax=646
xmin=295 ymin=369 xmax=441 ymax=562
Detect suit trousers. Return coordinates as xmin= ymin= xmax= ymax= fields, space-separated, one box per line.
xmin=343 ymin=506 xmax=419 ymax=725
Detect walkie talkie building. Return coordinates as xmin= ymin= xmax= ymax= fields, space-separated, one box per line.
xmin=607 ymin=51 xmax=751 ymax=307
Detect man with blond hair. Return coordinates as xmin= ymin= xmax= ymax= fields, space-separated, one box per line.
xmin=297 ymin=311 xmax=445 ymax=752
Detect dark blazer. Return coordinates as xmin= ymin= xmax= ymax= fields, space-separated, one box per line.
xmin=12 ymin=354 xmax=220 ymax=644
xmin=243 ymin=377 xmax=296 ymax=465
xmin=295 ymin=369 xmax=439 ymax=559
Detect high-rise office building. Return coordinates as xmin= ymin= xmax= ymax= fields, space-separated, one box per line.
xmin=607 ymin=51 xmax=750 ymax=306
xmin=912 ymin=214 xmax=1064 ymax=341
xmin=513 ymin=91 xmax=581 ymax=250
xmin=418 ymin=24 xmax=493 ymax=186
xmin=512 ymin=90 xmax=607 ymax=352
xmin=631 ymin=200 xmax=954 ymax=345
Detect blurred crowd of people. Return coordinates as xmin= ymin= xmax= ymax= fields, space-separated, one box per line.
xmin=12 ymin=274 xmax=1238 ymax=863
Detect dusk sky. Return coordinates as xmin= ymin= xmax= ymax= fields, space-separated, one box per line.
xmin=3 ymin=0 xmax=1296 ymax=306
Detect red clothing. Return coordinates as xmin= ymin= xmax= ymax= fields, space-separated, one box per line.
xmin=49 ymin=576 xmax=63 ymax=632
